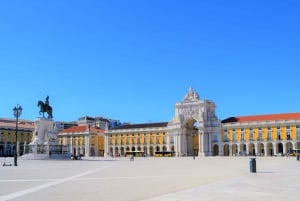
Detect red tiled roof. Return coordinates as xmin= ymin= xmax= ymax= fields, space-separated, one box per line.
xmin=222 ymin=113 xmax=300 ymax=123
xmin=0 ymin=120 xmax=34 ymax=130
xmin=59 ymin=125 xmax=104 ymax=134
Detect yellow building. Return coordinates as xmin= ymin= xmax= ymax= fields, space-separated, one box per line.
xmin=105 ymin=87 xmax=221 ymax=157
xmin=58 ymin=125 xmax=105 ymax=157
xmin=104 ymin=122 xmax=169 ymax=157
xmin=221 ymin=113 xmax=300 ymax=156
xmin=0 ymin=118 xmax=34 ymax=157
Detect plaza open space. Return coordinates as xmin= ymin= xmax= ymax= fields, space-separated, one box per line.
xmin=0 ymin=156 xmax=299 ymax=201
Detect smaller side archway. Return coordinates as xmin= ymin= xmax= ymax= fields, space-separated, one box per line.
xmin=149 ymin=146 xmax=154 ymax=156
xmin=223 ymin=144 xmax=229 ymax=156
xmin=267 ymin=143 xmax=273 ymax=156
xmin=248 ymin=143 xmax=255 ymax=156
xmin=276 ymin=142 xmax=283 ymax=155
xmin=120 ymin=147 xmax=125 ymax=156
xmin=286 ymin=142 xmax=293 ymax=154
xmin=232 ymin=144 xmax=238 ymax=156
xmin=257 ymin=143 xmax=265 ymax=156
xmin=213 ymin=144 xmax=219 ymax=156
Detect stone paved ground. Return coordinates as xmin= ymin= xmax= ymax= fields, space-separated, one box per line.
xmin=0 ymin=156 xmax=299 ymax=201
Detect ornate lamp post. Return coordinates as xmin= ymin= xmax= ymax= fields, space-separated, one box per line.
xmin=13 ymin=105 xmax=22 ymax=166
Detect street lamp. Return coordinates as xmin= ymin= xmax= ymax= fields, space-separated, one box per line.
xmin=13 ymin=105 xmax=22 ymax=166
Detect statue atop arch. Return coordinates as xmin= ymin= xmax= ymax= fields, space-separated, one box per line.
xmin=183 ymin=87 xmax=199 ymax=102
xmin=37 ymin=95 xmax=53 ymax=119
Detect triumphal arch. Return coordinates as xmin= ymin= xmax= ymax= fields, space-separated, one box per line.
xmin=167 ymin=87 xmax=222 ymax=156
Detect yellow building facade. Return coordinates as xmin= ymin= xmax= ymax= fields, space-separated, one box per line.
xmin=220 ymin=114 xmax=300 ymax=156
xmin=58 ymin=125 xmax=105 ymax=157
xmin=0 ymin=118 xmax=34 ymax=157
xmin=104 ymin=122 xmax=169 ymax=157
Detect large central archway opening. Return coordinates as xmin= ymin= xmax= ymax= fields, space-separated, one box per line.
xmin=183 ymin=118 xmax=199 ymax=156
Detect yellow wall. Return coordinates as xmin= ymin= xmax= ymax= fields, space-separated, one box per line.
xmin=0 ymin=130 xmax=32 ymax=144
xmin=236 ymin=128 xmax=241 ymax=141
xmin=97 ymin=135 xmax=104 ymax=150
xmin=291 ymin=125 xmax=296 ymax=140
xmin=109 ymin=131 xmax=167 ymax=146
xmin=222 ymin=124 xmax=299 ymax=142
xmin=193 ymin=135 xmax=199 ymax=150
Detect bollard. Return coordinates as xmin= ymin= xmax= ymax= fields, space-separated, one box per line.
xmin=250 ymin=158 xmax=256 ymax=173
xmin=297 ymin=155 xmax=300 ymax=161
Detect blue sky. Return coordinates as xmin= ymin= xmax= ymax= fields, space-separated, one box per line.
xmin=0 ymin=0 xmax=300 ymax=123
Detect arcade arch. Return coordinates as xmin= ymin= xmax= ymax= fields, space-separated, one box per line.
xmin=257 ymin=143 xmax=264 ymax=156
xmin=183 ymin=118 xmax=199 ymax=156
xmin=248 ymin=143 xmax=255 ymax=156
xmin=223 ymin=144 xmax=229 ymax=156
xmin=267 ymin=143 xmax=273 ymax=156
xmin=232 ymin=144 xmax=238 ymax=156
xmin=276 ymin=142 xmax=283 ymax=155
xmin=213 ymin=144 xmax=219 ymax=156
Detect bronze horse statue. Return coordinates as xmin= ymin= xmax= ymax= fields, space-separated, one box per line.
xmin=37 ymin=100 xmax=53 ymax=119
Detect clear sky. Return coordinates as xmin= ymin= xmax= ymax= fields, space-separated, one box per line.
xmin=1 ymin=0 xmax=300 ymax=123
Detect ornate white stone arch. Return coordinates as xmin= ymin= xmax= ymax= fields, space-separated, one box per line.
xmin=167 ymin=87 xmax=221 ymax=157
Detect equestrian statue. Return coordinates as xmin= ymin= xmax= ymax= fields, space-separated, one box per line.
xmin=37 ymin=95 xmax=53 ymax=119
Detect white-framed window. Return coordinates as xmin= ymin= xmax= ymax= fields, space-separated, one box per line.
xmin=223 ymin=129 xmax=228 ymax=142
xmin=150 ymin=133 xmax=153 ymax=144
xmin=213 ymin=134 xmax=218 ymax=142
xmin=296 ymin=125 xmax=300 ymax=140
xmin=258 ymin=128 xmax=262 ymax=141
xmin=163 ymin=136 xmax=167 ymax=144
xmin=8 ymin=133 xmax=11 ymax=142
xmin=286 ymin=125 xmax=291 ymax=140
xmin=232 ymin=132 xmax=236 ymax=141
xmin=241 ymin=128 xmax=245 ymax=141
xmin=266 ymin=127 xmax=271 ymax=140
xmin=109 ymin=135 xmax=112 ymax=145
xmin=276 ymin=126 xmax=281 ymax=140
xmin=170 ymin=136 xmax=174 ymax=143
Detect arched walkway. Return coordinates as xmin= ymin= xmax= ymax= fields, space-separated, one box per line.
xmin=109 ymin=147 xmax=113 ymax=156
xmin=295 ymin=142 xmax=300 ymax=150
xmin=286 ymin=142 xmax=293 ymax=153
xmin=183 ymin=118 xmax=199 ymax=156
xmin=213 ymin=144 xmax=219 ymax=156
xmin=0 ymin=145 xmax=4 ymax=157
xmin=171 ymin=145 xmax=175 ymax=152
xmin=115 ymin=147 xmax=119 ymax=156
xmin=239 ymin=144 xmax=246 ymax=156
xmin=267 ymin=143 xmax=273 ymax=156
xmin=257 ymin=143 xmax=264 ymax=156
xmin=156 ymin=146 xmax=160 ymax=152
xmin=276 ymin=142 xmax=283 ymax=155
xmin=120 ymin=147 xmax=125 ymax=156
xmin=149 ymin=146 xmax=154 ymax=156
xmin=232 ymin=144 xmax=238 ymax=156
xmin=223 ymin=144 xmax=229 ymax=156
xmin=248 ymin=143 xmax=255 ymax=156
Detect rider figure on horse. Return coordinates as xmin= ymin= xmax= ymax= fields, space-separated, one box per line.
xmin=38 ymin=95 xmax=53 ymax=119
xmin=45 ymin=95 xmax=49 ymax=107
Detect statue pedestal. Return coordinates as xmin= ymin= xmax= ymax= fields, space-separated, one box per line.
xmin=30 ymin=118 xmax=56 ymax=146
xmin=26 ymin=118 xmax=70 ymax=159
